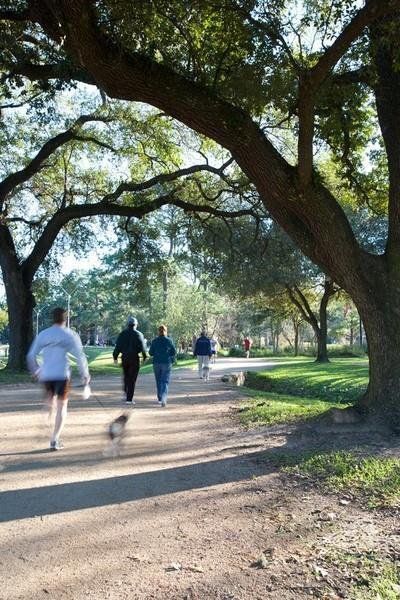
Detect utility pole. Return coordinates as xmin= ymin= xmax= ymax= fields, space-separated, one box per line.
xmin=33 ymin=306 xmax=46 ymax=336
xmin=60 ymin=287 xmax=77 ymax=328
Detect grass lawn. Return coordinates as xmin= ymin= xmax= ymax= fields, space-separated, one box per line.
xmin=244 ymin=357 xmax=368 ymax=403
xmin=239 ymin=389 xmax=348 ymax=426
xmin=240 ymin=358 xmax=400 ymax=511
xmin=240 ymin=357 xmax=368 ymax=427
xmin=281 ymin=450 xmax=400 ymax=509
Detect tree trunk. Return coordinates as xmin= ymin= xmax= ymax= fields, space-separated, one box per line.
xmin=5 ymin=273 xmax=35 ymax=370
xmin=355 ymin=298 xmax=400 ymax=426
xmin=294 ymin=323 xmax=299 ymax=357
xmin=315 ymin=331 xmax=329 ymax=363
xmin=162 ymin=270 xmax=168 ymax=319
xmin=315 ymin=284 xmax=331 ymax=363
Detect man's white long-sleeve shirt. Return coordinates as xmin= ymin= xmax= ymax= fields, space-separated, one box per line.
xmin=27 ymin=324 xmax=89 ymax=382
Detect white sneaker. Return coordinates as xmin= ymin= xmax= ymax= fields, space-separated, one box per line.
xmin=50 ymin=440 xmax=63 ymax=451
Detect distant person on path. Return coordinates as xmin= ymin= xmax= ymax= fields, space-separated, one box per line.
xmin=27 ymin=307 xmax=90 ymax=451
xmin=113 ymin=316 xmax=148 ymax=405
xmin=243 ymin=336 xmax=252 ymax=359
xmin=210 ymin=336 xmax=218 ymax=364
xmin=149 ymin=324 xmax=176 ymax=407
xmin=194 ymin=331 xmax=212 ymax=381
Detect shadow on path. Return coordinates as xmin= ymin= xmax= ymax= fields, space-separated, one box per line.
xmin=0 ymin=450 xmax=273 ymax=523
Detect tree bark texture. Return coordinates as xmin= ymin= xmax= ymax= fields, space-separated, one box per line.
xmin=3 ymin=270 xmax=35 ymax=370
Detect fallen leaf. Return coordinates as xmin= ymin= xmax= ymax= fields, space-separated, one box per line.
xmin=165 ymin=562 xmax=182 ymax=572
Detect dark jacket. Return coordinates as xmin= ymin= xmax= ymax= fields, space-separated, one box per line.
xmin=149 ymin=335 xmax=176 ymax=365
xmin=194 ymin=335 xmax=212 ymax=357
xmin=113 ymin=327 xmax=147 ymax=361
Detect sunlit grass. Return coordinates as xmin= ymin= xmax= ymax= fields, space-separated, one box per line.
xmin=282 ymin=450 xmax=400 ymax=509
xmin=351 ymin=563 xmax=400 ymax=600
xmin=239 ymin=389 xmax=345 ymax=426
xmin=244 ymin=358 xmax=369 ymax=403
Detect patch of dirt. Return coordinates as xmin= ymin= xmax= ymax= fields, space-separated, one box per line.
xmin=0 ymin=358 xmax=398 ymax=599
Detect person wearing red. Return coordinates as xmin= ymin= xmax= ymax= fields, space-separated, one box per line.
xmin=243 ymin=336 xmax=252 ymax=359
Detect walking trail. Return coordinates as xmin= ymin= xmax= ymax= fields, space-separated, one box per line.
xmin=0 ymin=358 xmax=398 ymax=600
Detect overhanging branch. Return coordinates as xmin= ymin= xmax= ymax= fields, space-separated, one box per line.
xmin=0 ymin=113 xmax=112 ymax=210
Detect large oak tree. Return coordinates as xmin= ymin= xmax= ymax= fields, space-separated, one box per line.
xmin=2 ymin=1 xmax=400 ymax=424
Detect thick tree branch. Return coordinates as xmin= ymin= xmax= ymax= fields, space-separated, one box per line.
xmin=0 ymin=114 xmax=111 ymax=210
xmin=286 ymin=285 xmax=319 ymax=333
xmin=100 ymin=162 xmax=234 ymax=204
xmin=72 ymin=135 xmax=116 ymax=153
xmin=310 ymin=0 xmax=399 ymax=89
xmin=21 ymin=191 xmax=257 ymax=281
xmin=170 ymin=198 xmax=256 ymax=219
xmin=298 ymin=0 xmax=400 ymax=186
xmin=0 ymin=224 xmax=19 ymax=275
xmin=0 ymin=91 xmax=44 ymax=110
xmin=1 ymin=61 xmax=94 ymax=86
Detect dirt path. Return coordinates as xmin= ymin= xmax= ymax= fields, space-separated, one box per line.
xmin=0 ymin=359 xmax=398 ymax=600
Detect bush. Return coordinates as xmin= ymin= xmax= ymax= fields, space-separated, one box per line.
xmin=300 ymin=344 xmax=367 ymax=358
xmin=176 ymin=352 xmax=192 ymax=360
xmin=228 ymin=347 xmax=245 ymax=357
xmin=228 ymin=347 xmax=276 ymax=358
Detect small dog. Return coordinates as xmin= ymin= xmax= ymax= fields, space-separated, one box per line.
xmin=103 ymin=413 xmax=130 ymax=457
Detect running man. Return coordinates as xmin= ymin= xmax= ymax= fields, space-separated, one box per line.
xmin=27 ymin=307 xmax=90 ymax=451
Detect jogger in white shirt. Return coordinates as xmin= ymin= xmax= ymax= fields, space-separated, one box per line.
xmin=27 ymin=307 xmax=90 ymax=450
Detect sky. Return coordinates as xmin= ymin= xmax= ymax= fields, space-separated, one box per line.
xmin=0 ymin=248 xmax=103 ymax=302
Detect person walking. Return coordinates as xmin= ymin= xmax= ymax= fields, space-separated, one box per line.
xmin=27 ymin=307 xmax=90 ymax=451
xmin=113 ymin=316 xmax=148 ymax=405
xmin=194 ymin=330 xmax=212 ymax=381
xmin=149 ymin=324 xmax=176 ymax=407
xmin=243 ymin=336 xmax=252 ymax=359
xmin=210 ymin=336 xmax=218 ymax=364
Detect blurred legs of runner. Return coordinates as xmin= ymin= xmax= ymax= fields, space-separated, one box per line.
xmin=44 ymin=381 xmax=69 ymax=449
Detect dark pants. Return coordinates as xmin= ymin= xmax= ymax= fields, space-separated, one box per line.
xmin=122 ymin=357 xmax=140 ymax=401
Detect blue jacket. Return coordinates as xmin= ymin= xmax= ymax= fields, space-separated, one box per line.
xmin=149 ymin=335 xmax=176 ymax=365
xmin=194 ymin=335 xmax=212 ymax=357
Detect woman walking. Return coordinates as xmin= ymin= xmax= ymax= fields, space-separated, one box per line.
xmin=149 ymin=325 xmax=176 ymax=407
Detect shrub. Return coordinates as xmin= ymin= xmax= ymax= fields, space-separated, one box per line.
xmin=228 ymin=347 xmax=245 ymax=357
xmin=176 ymin=352 xmax=191 ymax=360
